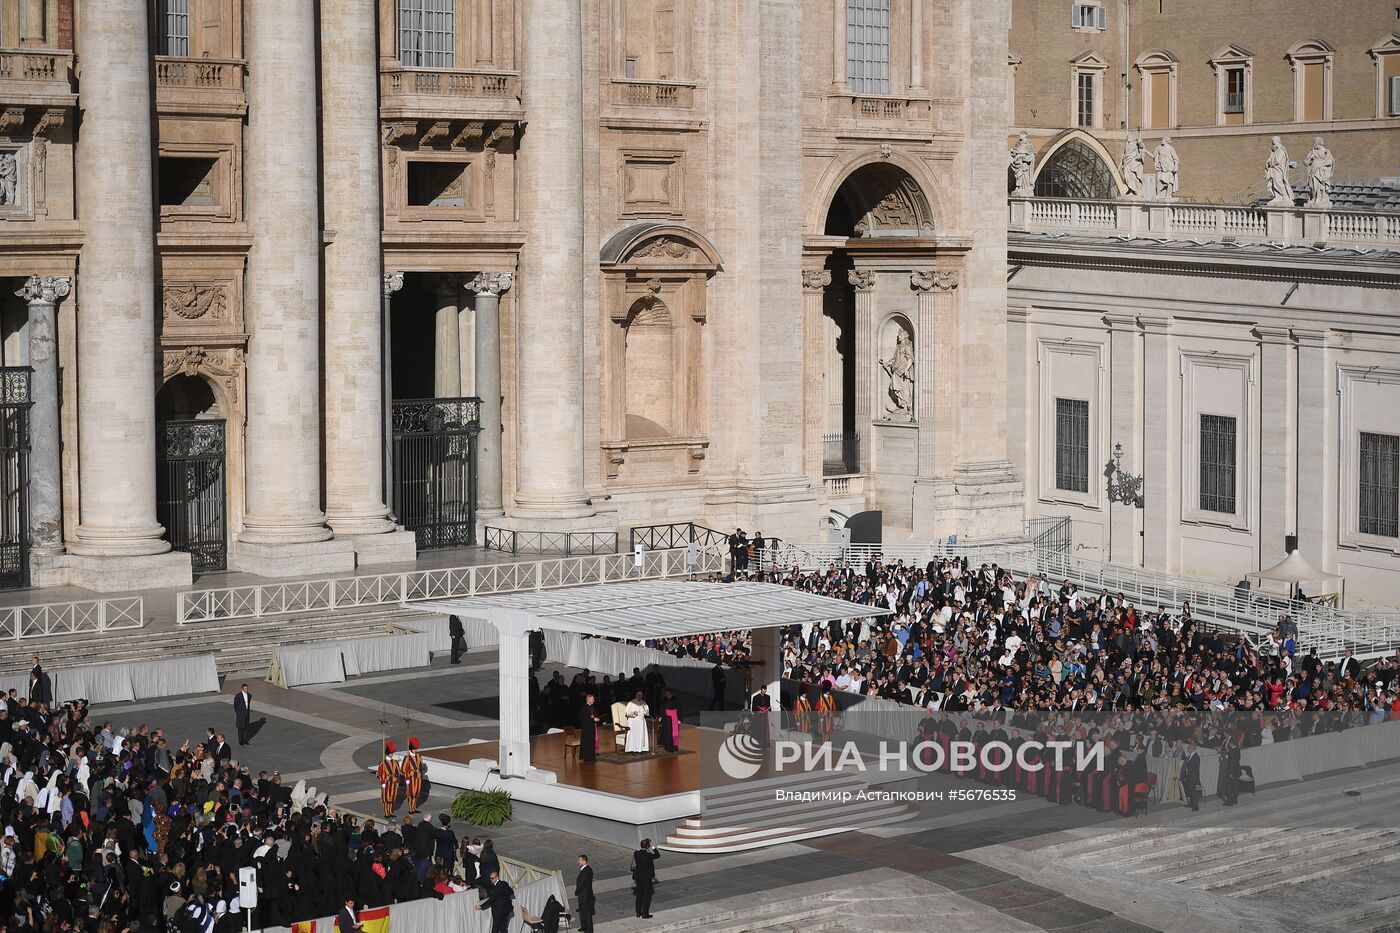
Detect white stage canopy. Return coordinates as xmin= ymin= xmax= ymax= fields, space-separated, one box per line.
xmin=402 ymin=579 xmax=889 ymax=777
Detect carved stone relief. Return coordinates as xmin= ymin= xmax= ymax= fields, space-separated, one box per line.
xmin=162 ymin=346 xmax=245 ymax=404
xmin=0 ymin=150 xmax=17 ymax=206
xmin=633 ymin=236 xmax=695 ymax=260
xmin=163 ymin=285 xmax=228 ymax=322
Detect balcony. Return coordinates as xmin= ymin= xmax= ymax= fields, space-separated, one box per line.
xmin=379 ymin=67 xmax=522 ymax=120
xmin=608 ymin=78 xmax=695 ymax=109
xmin=154 ymin=57 xmax=246 ymax=116
xmin=0 ymin=48 xmax=74 ymax=106
xmin=823 ymin=432 xmax=860 ymax=476
xmin=1009 ymin=196 xmax=1400 ymax=250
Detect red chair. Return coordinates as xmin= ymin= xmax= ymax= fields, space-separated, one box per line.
xmin=1131 ymin=774 xmax=1158 ymax=817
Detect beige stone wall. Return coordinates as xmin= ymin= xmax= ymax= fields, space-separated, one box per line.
xmin=1011 ymin=0 xmax=1400 ymax=200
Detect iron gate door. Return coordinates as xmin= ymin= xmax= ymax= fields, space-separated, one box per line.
xmin=392 ymin=397 xmax=479 ymax=549
xmin=157 ymin=419 xmax=227 ymax=572
xmin=0 ymin=368 xmax=31 ymax=589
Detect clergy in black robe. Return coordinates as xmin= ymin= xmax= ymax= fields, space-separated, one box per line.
xmin=751 ymin=686 xmax=773 ymax=748
xmin=579 ymin=694 xmax=601 ymax=762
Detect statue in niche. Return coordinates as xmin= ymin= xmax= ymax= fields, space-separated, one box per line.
xmin=1265 ymin=136 xmax=1292 ymax=206
xmin=1119 ymin=136 xmax=1146 ymax=198
xmin=0 ymin=152 xmax=17 ymax=205
xmin=1009 ymin=131 xmax=1036 ymax=196
xmin=879 ymin=327 xmax=915 ymax=421
xmin=1304 ymin=137 xmax=1334 ymax=209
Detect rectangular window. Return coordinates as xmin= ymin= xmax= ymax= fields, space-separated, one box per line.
xmin=1301 ymin=60 xmax=1324 ymax=121
xmin=1360 ymin=432 xmax=1400 ymax=537
xmin=1072 ymin=3 xmax=1106 ymax=29
xmin=1199 ymin=414 xmax=1238 ymax=514
xmin=1076 ymin=72 xmax=1096 ymax=127
xmin=847 ymin=0 xmax=891 ymax=95
xmin=1224 ymin=67 xmax=1245 ymax=113
xmin=1388 ymin=74 xmax=1400 ymax=117
xmin=399 ymin=0 xmax=455 ymax=68
xmin=156 ymin=0 xmax=190 ymax=57
xmin=1054 ymin=398 xmax=1089 ymax=494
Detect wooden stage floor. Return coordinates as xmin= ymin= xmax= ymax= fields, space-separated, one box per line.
xmin=424 ymin=725 xmax=792 ymax=799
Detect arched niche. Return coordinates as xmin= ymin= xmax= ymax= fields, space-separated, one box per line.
xmin=824 ymin=163 xmax=935 ymax=238
xmin=876 ymin=314 xmax=916 ymax=423
xmin=622 ymin=294 xmax=676 ymax=439
xmin=156 ymin=373 xmax=219 ymax=421
xmin=1033 ymin=130 xmax=1124 ymax=199
xmin=600 ymin=223 xmax=721 ymax=481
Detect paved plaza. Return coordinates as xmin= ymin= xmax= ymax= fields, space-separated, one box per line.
xmin=86 ymin=654 xmax=1399 ymax=932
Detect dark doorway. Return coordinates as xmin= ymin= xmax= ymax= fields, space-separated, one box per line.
xmin=392 ymin=397 xmax=479 ymax=549
xmin=156 ymin=376 xmax=227 ymax=572
xmin=0 ymin=367 xmax=31 ymax=589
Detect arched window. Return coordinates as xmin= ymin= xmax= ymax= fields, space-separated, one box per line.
xmin=1034 ymin=139 xmax=1120 ymax=200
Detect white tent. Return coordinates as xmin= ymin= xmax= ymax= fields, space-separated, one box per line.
xmin=402 ymin=579 xmax=889 ymax=777
xmin=1245 ymin=550 xmax=1344 ymax=606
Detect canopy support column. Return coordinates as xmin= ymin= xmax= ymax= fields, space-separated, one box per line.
xmin=497 ymin=626 xmax=533 ymax=777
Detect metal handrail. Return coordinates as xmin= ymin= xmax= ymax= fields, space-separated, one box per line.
xmin=176 ymin=546 xmax=723 ymax=624
xmin=482 ymin=526 xmax=618 ymax=556
xmin=628 ymin=521 xmax=732 ymax=552
xmin=5 ymin=597 xmax=144 ymax=640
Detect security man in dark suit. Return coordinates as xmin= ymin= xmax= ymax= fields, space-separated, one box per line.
xmin=575 ymin=853 xmax=596 ymax=932
xmin=449 ymin=614 xmax=466 ymax=663
xmin=476 ymin=870 xmax=515 ymax=933
xmin=1181 ymin=741 xmax=1202 ymax=811
xmin=337 ymin=897 xmax=365 ymax=931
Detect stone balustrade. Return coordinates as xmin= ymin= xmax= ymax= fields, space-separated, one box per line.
xmin=1010 ymin=195 xmax=1400 ymax=249
xmin=609 ymin=78 xmax=695 ymax=108
xmin=154 ymin=57 xmax=244 ymax=90
xmin=380 ymin=67 xmax=520 ymax=100
xmin=0 ymin=48 xmax=69 ymax=82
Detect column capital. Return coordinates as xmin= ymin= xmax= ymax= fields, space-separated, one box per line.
xmin=16 ymin=275 xmax=71 ymax=305
xmin=848 ymin=269 xmax=876 ymax=291
xmin=383 ymin=271 xmax=404 ymax=297
xmin=910 ymin=270 xmax=959 ymax=292
xmin=801 ymin=269 xmax=831 ymax=292
xmin=467 ymin=271 xmax=514 ymax=298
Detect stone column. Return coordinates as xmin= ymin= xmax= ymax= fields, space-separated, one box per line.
xmin=1106 ymin=314 xmax=1140 ymax=567
xmin=849 ymin=269 xmax=875 ymax=473
xmin=466 ymin=272 xmax=511 ymax=520
xmin=515 ymin=0 xmax=593 ymax=521
xmin=459 ymin=303 xmax=476 ymax=396
xmin=1295 ymin=331 xmax=1328 ymax=572
xmin=909 ymin=0 xmax=925 ymax=93
xmin=234 ymin=0 xmax=352 ymax=574
xmin=381 ymin=272 xmax=403 ymax=515
xmin=1257 ymin=328 xmax=1293 ymax=571
xmin=16 ymin=276 xmax=68 ymax=558
xmin=911 ymin=270 xmax=959 ymax=540
xmin=321 ymin=0 xmax=413 ymax=565
xmin=1141 ymin=317 xmax=1173 ymax=574
xmin=427 ymin=275 xmax=462 ymax=398
xmin=802 ymin=269 xmax=831 ymax=489
xmin=831 ymin=0 xmax=849 ymax=91
xmin=67 ymin=0 xmax=190 ymax=590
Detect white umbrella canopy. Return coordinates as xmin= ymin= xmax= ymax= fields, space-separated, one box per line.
xmin=1246 ymin=550 xmax=1344 ymax=603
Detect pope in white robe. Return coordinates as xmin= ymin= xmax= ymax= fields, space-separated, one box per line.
xmin=624 ymin=694 xmax=651 ymax=753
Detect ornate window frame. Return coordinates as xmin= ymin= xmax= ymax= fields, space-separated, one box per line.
xmin=1134 ymin=49 xmax=1178 ymax=130
xmin=1369 ymin=33 xmax=1400 ymax=119
xmin=1036 ymin=338 xmax=1105 ymax=510
xmin=1069 ymin=50 xmax=1109 ymax=129
xmin=1179 ymin=350 xmax=1253 ymax=531
xmin=1338 ymin=365 xmax=1400 ymax=555
xmin=1209 ymin=44 xmax=1254 ymax=125
xmin=1286 ymin=38 xmax=1335 ymax=123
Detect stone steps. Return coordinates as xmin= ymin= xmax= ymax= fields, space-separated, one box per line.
xmin=1329 ymin=895 xmax=1400 ymax=932
xmin=643 ymin=893 xmax=841 ymax=932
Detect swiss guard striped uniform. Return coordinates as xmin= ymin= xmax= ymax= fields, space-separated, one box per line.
xmin=815 ymin=685 xmax=838 ymax=743
xmin=402 ymin=737 xmax=427 ymax=814
xmin=377 ymin=741 xmax=401 ymax=818
xmin=793 ymin=685 xmax=813 ymax=735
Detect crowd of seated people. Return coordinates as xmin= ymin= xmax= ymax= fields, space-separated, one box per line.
xmin=0 ymin=691 xmax=508 ymax=933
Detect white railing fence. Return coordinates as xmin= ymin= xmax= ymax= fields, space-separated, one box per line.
xmin=5 ymin=597 xmax=145 ymax=640
xmin=759 ymin=542 xmax=1400 ymax=661
xmin=177 ymin=546 xmax=726 ymax=624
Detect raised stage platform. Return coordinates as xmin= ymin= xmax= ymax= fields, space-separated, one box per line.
xmin=421 ymin=726 xmax=921 ymax=852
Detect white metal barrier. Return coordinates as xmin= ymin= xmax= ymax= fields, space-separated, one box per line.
xmin=761 ymin=542 xmax=1400 ymax=661
xmin=5 ymin=596 xmax=144 ymax=640
xmin=176 ymin=546 xmax=726 ymax=624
